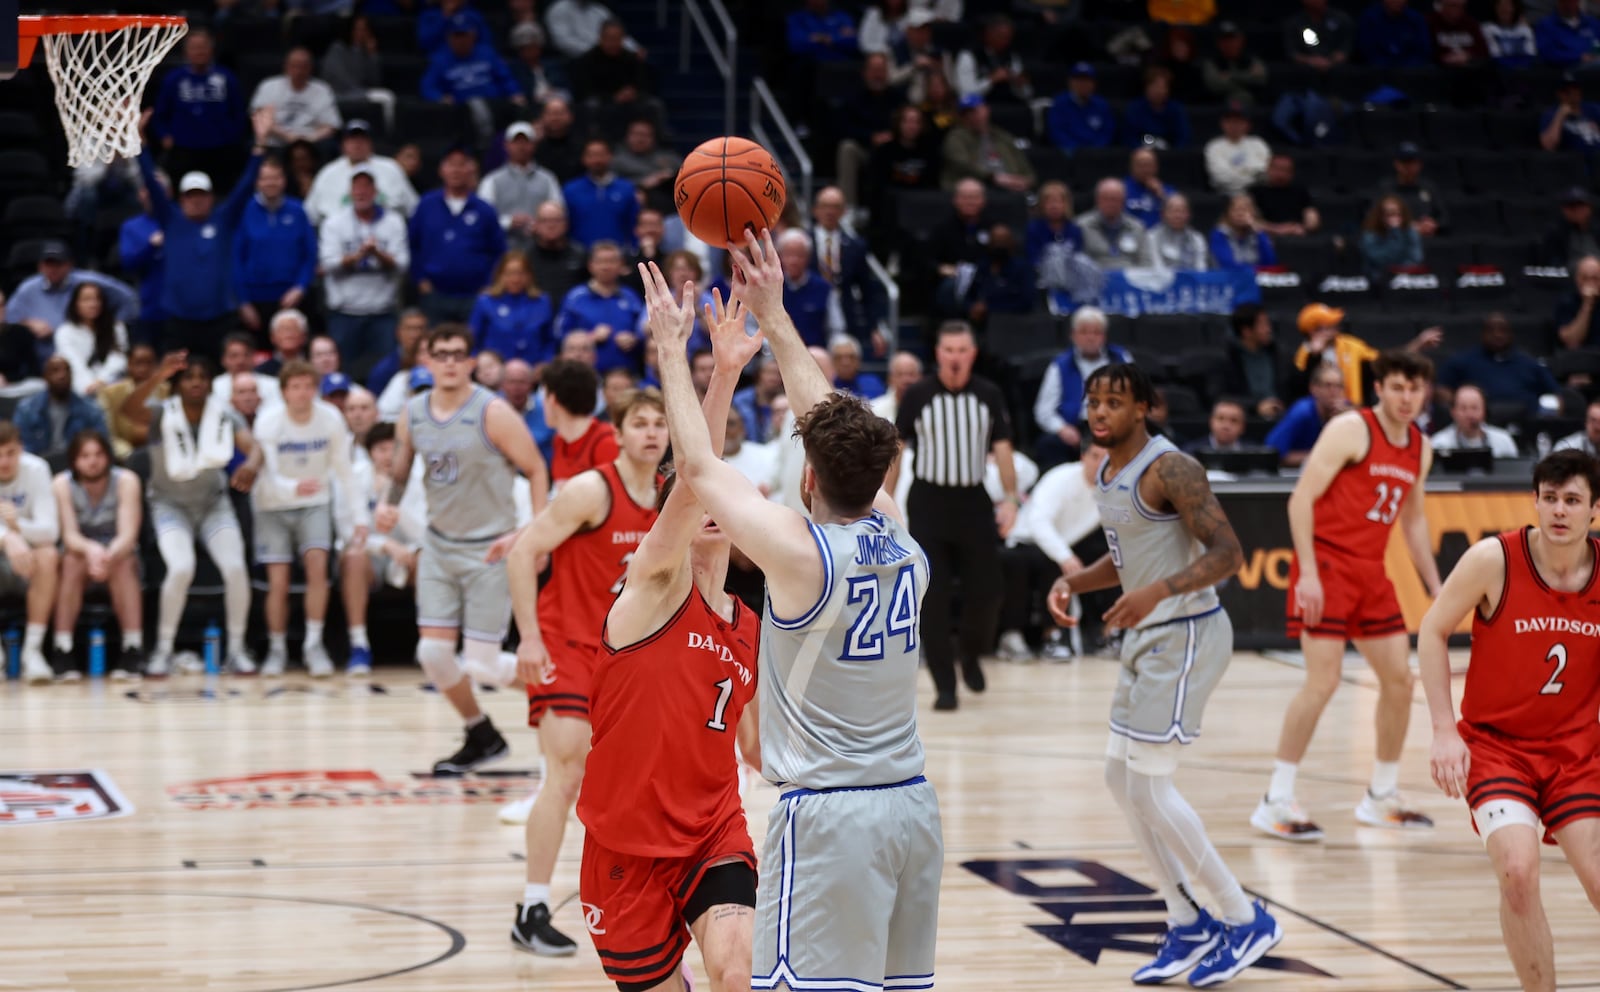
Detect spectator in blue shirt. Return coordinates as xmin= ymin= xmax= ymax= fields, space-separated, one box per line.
xmin=554 ymin=241 xmax=646 ymax=373
xmin=119 ymin=181 xmax=167 ymax=348
xmin=233 ymin=159 xmax=317 ymax=347
xmin=421 ymin=17 xmax=524 ymax=104
xmin=733 ymin=357 xmax=783 ymax=443
xmin=149 ymin=29 xmax=250 ymax=193
xmin=408 ymin=146 xmax=508 ymax=324
xmin=562 ymin=138 xmax=640 ymax=248
xmin=828 ymin=336 xmax=886 ymax=400
xmin=1357 ymin=0 xmax=1433 ymax=67
xmin=1047 ymin=62 xmax=1116 ymax=152
xmin=1123 ymin=148 xmax=1176 ymax=229
xmin=787 ymin=0 xmax=859 ymax=63
xmin=1120 ymin=65 xmax=1192 ymax=149
xmin=1359 ymin=194 xmax=1425 ymax=279
xmin=1541 ymin=73 xmax=1600 ymax=153
xmin=469 ymin=250 xmax=556 ymax=366
xmin=417 ymin=0 xmax=493 ymax=56
xmin=5 ymin=243 xmax=137 ymax=362
xmin=366 ymin=308 xmax=428 ymax=396
xmin=1266 ymin=361 xmax=1348 ymax=465
xmin=1536 ymin=0 xmax=1600 ymax=68
xmin=14 ymin=356 xmax=108 ymax=459
xmin=138 ymin=108 xmax=270 ymax=363
xmin=1025 ymin=182 xmax=1083 ymax=274
xmin=1437 ymin=312 xmax=1560 ymax=415
xmin=777 ymin=229 xmax=838 ymax=348
xmin=1210 ymin=193 xmax=1278 ymax=269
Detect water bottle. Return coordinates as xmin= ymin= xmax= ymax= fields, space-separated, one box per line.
xmin=88 ymin=626 xmax=106 ymax=678
xmin=204 ymin=622 xmax=222 ymax=674
xmin=3 ymin=628 xmax=19 ymax=681
xmin=1537 ymin=432 xmax=1553 ymax=459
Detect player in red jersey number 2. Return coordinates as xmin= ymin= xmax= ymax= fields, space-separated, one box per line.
xmin=574 ymin=268 xmax=765 ymax=992
xmin=1419 ymin=450 xmax=1600 ymax=992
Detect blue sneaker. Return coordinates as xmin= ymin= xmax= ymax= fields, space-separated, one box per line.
xmin=1133 ymin=910 xmax=1222 ymax=984
xmin=346 ymin=646 xmax=372 ymax=678
xmin=1188 ymin=902 xmax=1282 ymax=988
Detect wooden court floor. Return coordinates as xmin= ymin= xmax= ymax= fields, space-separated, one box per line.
xmin=2 ymin=651 xmax=1596 ymax=992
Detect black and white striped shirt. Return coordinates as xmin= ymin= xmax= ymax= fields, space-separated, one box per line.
xmin=895 ymin=374 xmax=1013 ymax=488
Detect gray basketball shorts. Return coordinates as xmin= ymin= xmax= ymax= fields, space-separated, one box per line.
xmin=752 ymin=776 xmax=943 ymax=992
xmin=1109 ymin=606 xmax=1233 ymax=747
xmin=150 ymin=496 xmax=239 ymax=542
xmin=253 ymin=504 xmax=333 ymax=564
xmin=415 ymin=530 xmax=511 ymax=642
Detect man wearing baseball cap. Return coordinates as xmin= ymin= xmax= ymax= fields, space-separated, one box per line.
xmin=1540 ymin=185 xmax=1600 ymax=268
xmin=1293 ymin=302 xmax=1441 ymax=405
xmin=480 ymin=122 xmax=566 ymax=252
xmin=942 ymin=94 xmax=1036 ymax=193
xmin=1541 ymin=71 xmax=1600 ymax=155
xmin=305 ymin=118 xmax=419 ymax=226
xmin=1377 ymin=142 xmax=1448 ymax=237
xmin=1047 ymin=62 xmax=1115 ymax=152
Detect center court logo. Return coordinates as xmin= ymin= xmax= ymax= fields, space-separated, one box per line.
xmin=581 ymin=902 xmax=606 ymax=935
xmin=168 ymin=769 xmax=539 ymax=810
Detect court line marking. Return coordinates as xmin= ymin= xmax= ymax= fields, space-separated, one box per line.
xmin=1243 ymin=886 xmax=1467 ymax=991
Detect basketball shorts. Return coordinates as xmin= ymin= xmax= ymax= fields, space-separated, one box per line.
xmin=1461 ymin=720 xmax=1600 ymax=845
xmin=150 ymin=496 xmax=238 ymax=543
xmin=253 ymin=504 xmax=333 ymax=564
xmin=1286 ymin=552 xmax=1405 ymax=641
xmin=580 ymin=813 xmax=757 ymax=992
xmin=414 ymin=530 xmax=511 ymax=643
xmin=1109 ymin=607 xmax=1232 ymax=750
xmin=753 ymin=776 xmax=942 ymax=992
xmin=526 ymin=635 xmax=598 ymax=727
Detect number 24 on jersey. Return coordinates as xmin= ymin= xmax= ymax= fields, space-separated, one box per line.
xmin=841 ymin=563 xmax=921 ymax=662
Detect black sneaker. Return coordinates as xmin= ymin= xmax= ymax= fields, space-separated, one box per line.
xmin=511 ymin=902 xmax=578 ymax=956
xmin=960 ymin=655 xmax=986 ymax=693
xmin=933 ymin=691 xmax=958 ymax=712
xmin=118 ymin=647 xmax=146 ymax=679
xmin=432 ymin=718 xmax=509 ymax=775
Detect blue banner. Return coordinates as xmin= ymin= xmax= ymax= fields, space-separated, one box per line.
xmin=1052 ymin=267 xmax=1262 ymax=317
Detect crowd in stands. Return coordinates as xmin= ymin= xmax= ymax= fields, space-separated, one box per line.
xmin=7 ymin=0 xmax=1600 ymax=671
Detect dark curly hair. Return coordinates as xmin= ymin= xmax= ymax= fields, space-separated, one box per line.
xmin=794 ymin=393 xmax=901 ymax=513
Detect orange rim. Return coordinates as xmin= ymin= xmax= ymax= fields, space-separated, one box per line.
xmin=16 ymin=14 xmax=188 ymax=68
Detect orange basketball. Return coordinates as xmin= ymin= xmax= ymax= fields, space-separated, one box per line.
xmin=675 ymin=137 xmax=787 ymax=247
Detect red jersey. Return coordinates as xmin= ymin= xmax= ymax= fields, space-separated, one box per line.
xmin=537 ymin=462 xmax=658 ymax=647
xmin=579 ymin=587 xmax=759 ymax=856
xmin=551 ymin=418 xmax=621 ymax=484
xmin=1312 ymin=407 xmax=1423 ymax=562
xmin=1464 ymin=527 xmax=1600 ymax=740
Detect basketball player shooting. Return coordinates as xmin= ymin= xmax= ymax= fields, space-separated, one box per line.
xmin=1047 ymin=362 xmax=1280 ymax=988
xmin=1418 ymin=450 xmax=1600 ymax=992
xmin=1256 ymin=352 xmax=1441 ymax=841
xmin=572 ymin=266 xmax=764 ymax=992
xmin=658 ymin=230 xmax=944 ymax=992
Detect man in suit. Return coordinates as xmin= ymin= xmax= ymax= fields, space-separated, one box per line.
xmin=809 ymin=186 xmax=890 ymax=357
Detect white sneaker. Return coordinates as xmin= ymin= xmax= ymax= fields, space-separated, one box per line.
xmin=174 ymin=651 xmax=203 ymax=674
xmin=304 ymin=643 xmax=334 ymax=679
xmin=995 ymin=631 xmax=1034 ymax=662
xmin=109 ymin=668 xmax=141 ymax=682
xmin=21 ymin=649 xmax=52 ymax=685
xmin=1355 ymin=790 xmax=1435 ymax=830
xmin=226 ymin=650 xmax=257 ymax=676
xmin=1251 ymin=795 xmax=1325 ymax=842
xmin=57 ymin=670 xmax=83 ymax=683
xmin=498 ymin=787 xmax=541 ymax=825
xmin=145 ymin=649 xmax=173 ymax=678
xmin=261 ymin=647 xmax=288 ymax=678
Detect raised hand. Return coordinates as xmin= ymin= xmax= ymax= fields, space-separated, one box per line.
xmin=637 ymin=261 xmax=696 ymax=352
xmin=703 ymin=288 xmax=763 ymax=374
xmin=727 ymin=229 xmax=784 ymax=317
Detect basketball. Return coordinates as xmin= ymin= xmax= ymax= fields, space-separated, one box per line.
xmin=674 ymin=136 xmax=786 ymax=247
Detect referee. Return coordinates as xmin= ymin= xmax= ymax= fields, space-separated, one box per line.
xmin=889 ymin=321 xmax=1021 ymax=711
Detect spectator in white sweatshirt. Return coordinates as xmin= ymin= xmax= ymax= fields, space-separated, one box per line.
xmin=319 ymin=167 xmax=410 ymax=366
xmin=304 ymin=120 xmax=418 ymax=226
xmin=54 ymin=282 xmax=129 ymax=396
xmin=0 ymin=420 xmax=61 ymax=683
xmin=1205 ymin=101 xmax=1271 ymax=196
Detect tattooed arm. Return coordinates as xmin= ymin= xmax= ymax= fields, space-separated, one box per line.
xmin=1101 ymin=451 xmax=1243 ymax=629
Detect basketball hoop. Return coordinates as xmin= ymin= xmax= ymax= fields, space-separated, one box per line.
xmin=18 ymin=14 xmax=187 ymax=167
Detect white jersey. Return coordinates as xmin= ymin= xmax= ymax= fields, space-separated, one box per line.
xmin=252 ymin=401 xmax=364 ymax=532
xmin=0 ymin=453 xmax=60 ymax=547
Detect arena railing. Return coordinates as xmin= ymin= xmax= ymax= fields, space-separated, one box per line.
xmin=662 ymin=0 xmax=737 ymax=136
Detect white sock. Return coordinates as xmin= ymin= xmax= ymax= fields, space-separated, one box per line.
xmin=348 ymin=625 xmax=369 ymax=649
xmin=122 ymin=631 xmax=143 ymax=651
xmin=1268 ymin=760 xmax=1298 ymax=802
xmin=269 ymin=633 xmax=288 ymax=656
xmin=1370 ymin=761 xmax=1400 ymax=798
xmin=522 ymin=882 xmax=550 ymax=907
xmin=24 ymin=624 xmax=45 ymax=653
xmin=156 ymin=637 xmax=176 ymax=656
xmin=465 ymin=713 xmax=487 ymax=730
xmin=54 ymin=632 xmax=73 ymax=655
xmin=304 ymin=621 xmax=324 ymax=649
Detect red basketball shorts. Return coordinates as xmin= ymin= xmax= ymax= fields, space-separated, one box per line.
xmin=526 ymin=636 xmax=598 ymax=727
xmin=1286 ymin=553 xmax=1405 ymax=641
xmin=1462 ymin=719 xmax=1600 ymax=845
xmin=579 ymin=813 xmax=757 ymax=991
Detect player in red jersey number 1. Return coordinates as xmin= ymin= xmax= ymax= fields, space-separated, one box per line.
xmin=574 ymin=267 xmax=765 ymax=992
xmin=1419 ymin=451 xmax=1600 ymax=992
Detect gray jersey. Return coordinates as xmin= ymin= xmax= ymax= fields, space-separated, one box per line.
xmin=759 ymin=509 xmax=930 ymax=790
xmin=146 ymin=404 xmax=243 ymax=511
xmin=407 ymin=386 xmax=517 ymax=542
xmin=1094 ymin=434 xmax=1220 ymax=629
xmin=69 ymin=469 xmax=126 ymax=544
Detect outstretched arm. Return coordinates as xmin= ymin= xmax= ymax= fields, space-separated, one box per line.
xmin=729 ymin=229 xmax=833 ymax=419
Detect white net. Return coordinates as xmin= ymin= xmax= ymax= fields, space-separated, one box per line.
xmin=38 ymin=19 xmax=189 ymax=167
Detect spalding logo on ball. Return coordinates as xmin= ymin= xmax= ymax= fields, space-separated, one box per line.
xmin=675 ymin=137 xmax=787 ymax=246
